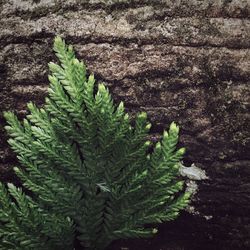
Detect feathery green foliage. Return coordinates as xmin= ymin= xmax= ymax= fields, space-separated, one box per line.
xmin=1 ymin=36 xmax=190 ymax=250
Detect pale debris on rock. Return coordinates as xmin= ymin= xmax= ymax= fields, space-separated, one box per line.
xmin=179 ymin=163 xmax=209 ymax=181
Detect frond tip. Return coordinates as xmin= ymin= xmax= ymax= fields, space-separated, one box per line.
xmin=1 ymin=36 xmax=191 ymax=250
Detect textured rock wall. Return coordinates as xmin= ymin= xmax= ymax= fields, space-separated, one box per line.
xmin=0 ymin=1 xmax=249 ymax=249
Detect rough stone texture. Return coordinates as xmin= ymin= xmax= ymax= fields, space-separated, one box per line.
xmin=0 ymin=0 xmax=250 ymax=249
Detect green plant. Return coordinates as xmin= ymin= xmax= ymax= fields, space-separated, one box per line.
xmin=1 ymin=36 xmax=190 ymax=250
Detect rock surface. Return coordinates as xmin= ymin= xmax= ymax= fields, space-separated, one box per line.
xmin=0 ymin=1 xmax=249 ymax=249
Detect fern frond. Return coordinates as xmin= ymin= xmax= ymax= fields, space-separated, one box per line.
xmin=1 ymin=36 xmax=191 ymax=250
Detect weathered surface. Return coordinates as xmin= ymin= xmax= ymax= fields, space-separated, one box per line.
xmin=0 ymin=0 xmax=249 ymax=249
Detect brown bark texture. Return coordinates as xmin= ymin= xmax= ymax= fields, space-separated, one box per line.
xmin=0 ymin=1 xmax=249 ymax=250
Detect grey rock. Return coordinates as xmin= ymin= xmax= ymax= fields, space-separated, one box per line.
xmin=0 ymin=0 xmax=249 ymax=249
